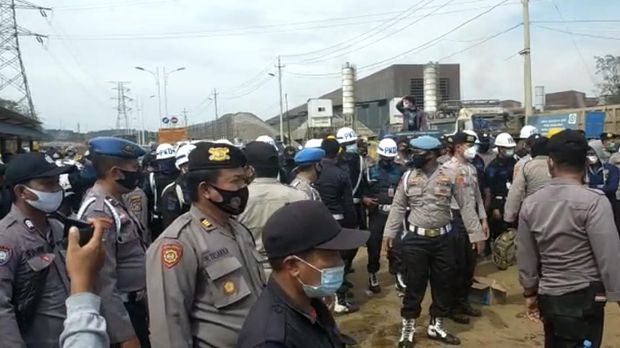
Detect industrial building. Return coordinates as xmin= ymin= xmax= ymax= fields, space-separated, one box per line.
xmin=266 ymin=63 xmax=461 ymax=136
xmin=187 ymin=112 xmax=280 ymax=142
xmin=0 ymin=106 xmax=46 ymax=155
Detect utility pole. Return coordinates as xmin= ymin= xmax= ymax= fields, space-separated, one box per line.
xmin=182 ymin=108 xmax=188 ymax=127
xmin=521 ymin=0 xmax=533 ymax=123
xmin=285 ymin=93 xmax=291 ymax=144
xmin=276 ymin=56 xmax=285 ymax=144
xmin=212 ymin=88 xmax=219 ymax=139
xmin=0 ymin=0 xmax=51 ymax=119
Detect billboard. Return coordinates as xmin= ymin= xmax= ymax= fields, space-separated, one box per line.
xmin=158 ymin=127 xmax=188 ymax=144
xmin=527 ymin=113 xmax=578 ymax=135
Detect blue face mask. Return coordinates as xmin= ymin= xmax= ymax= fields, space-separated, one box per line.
xmin=295 ymin=256 xmax=345 ymax=298
xmin=345 ymin=143 xmax=358 ymax=154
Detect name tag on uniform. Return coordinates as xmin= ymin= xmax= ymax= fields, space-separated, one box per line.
xmin=388 ymin=187 xmax=395 ymax=198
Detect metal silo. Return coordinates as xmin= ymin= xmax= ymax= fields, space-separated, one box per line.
xmin=342 ymin=62 xmax=356 ymax=129
xmin=423 ymin=62 xmax=439 ymax=115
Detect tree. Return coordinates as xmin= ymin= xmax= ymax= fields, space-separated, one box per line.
xmin=595 ymin=55 xmax=620 ymax=104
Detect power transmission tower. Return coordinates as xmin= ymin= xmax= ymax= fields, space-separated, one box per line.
xmin=111 ymin=81 xmax=132 ymax=133
xmin=0 ymin=0 xmax=50 ymax=119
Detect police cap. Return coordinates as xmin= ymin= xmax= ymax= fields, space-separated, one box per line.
xmin=600 ymin=132 xmax=616 ymax=141
xmin=452 ymin=132 xmax=476 ymax=145
xmin=5 ymin=152 xmax=73 ymax=186
xmin=409 ymin=135 xmax=441 ymax=150
xmin=188 ymin=142 xmax=247 ymax=171
xmin=294 ymin=148 xmax=325 ymax=166
xmin=244 ymin=141 xmax=278 ymax=169
xmin=263 ymin=200 xmax=369 ymax=259
xmin=88 ymin=137 xmax=145 ymax=159
xmin=547 ymin=129 xmax=588 ymax=162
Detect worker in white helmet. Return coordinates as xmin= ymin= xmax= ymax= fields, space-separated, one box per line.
xmin=159 ymin=144 xmax=196 ymax=228
xmin=145 ymin=143 xmax=180 ymax=239
xmin=256 ymin=135 xmax=278 ymax=150
xmin=304 ymin=138 xmax=323 ymax=148
xmin=515 ymin=125 xmax=539 ymax=163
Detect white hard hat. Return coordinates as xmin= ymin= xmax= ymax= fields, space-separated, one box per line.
xmin=519 ymin=125 xmax=538 ymax=139
xmin=304 ymin=138 xmax=323 ymax=148
xmin=175 ymin=144 xmax=196 ymax=169
xmin=495 ymin=132 xmax=516 ymax=148
xmin=256 ymin=135 xmax=276 ymax=147
xmin=377 ymin=138 xmax=398 ymax=158
xmin=336 ymin=127 xmax=358 ymax=144
xmin=463 ymin=130 xmax=480 ymax=144
xmin=214 ymin=139 xmax=233 ymax=146
xmin=156 ymin=143 xmax=176 ymax=160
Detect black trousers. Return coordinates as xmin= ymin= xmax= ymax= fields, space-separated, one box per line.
xmin=367 ymin=211 xmax=388 ymax=274
xmin=337 ymin=219 xmax=358 ymax=297
xmin=401 ymin=230 xmax=456 ymax=319
xmin=451 ymin=210 xmax=477 ymax=309
xmin=538 ymin=283 xmax=605 ymax=348
xmin=124 ymin=299 xmax=151 ymax=348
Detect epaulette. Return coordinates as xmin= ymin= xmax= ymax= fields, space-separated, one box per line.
xmin=162 ymin=212 xmax=193 ymax=239
xmin=583 ymin=187 xmax=606 ymax=196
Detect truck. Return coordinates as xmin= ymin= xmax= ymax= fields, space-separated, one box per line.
xmin=428 ymin=99 xmax=517 ymax=135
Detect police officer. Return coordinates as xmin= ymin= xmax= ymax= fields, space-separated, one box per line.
xmin=146 ymin=142 xmax=265 ymax=347
xmin=437 ymin=135 xmax=453 ymax=165
xmin=290 ymin=147 xmax=325 ymax=201
xmin=336 ymin=127 xmax=367 ymax=230
xmin=160 ymin=144 xmax=196 ymax=229
xmin=237 ymin=200 xmax=369 ymax=348
xmin=314 ymin=138 xmax=358 ymax=314
xmin=518 ymin=129 xmax=620 ymax=348
xmin=485 ymin=132 xmax=517 ymax=243
xmin=78 ymin=137 xmax=147 ymax=348
xmin=145 ymin=143 xmax=179 ymax=240
xmin=361 ymin=138 xmax=403 ymax=294
xmin=384 ymin=135 xmax=482 ymax=347
xmin=504 ymin=135 xmax=551 ymax=224
xmin=0 ymin=152 xmax=73 ymax=347
xmin=238 ymin=141 xmax=308 ymax=273
xmin=443 ymin=132 xmax=489 ymax=324
xmin=281 ymin=145 xmax=298 ymax=184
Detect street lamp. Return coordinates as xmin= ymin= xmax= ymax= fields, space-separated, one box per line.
xmin=135 ymin=66 xmax=162 ymax=125
xmin=163 ymin=66 xmax=186 ymax=119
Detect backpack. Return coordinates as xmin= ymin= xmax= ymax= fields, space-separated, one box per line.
xmin=492 ymin=228 xmax=517 ymax=270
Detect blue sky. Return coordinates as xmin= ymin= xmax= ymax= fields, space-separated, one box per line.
xmin=11 ymin=0 xmax=620 ymax=131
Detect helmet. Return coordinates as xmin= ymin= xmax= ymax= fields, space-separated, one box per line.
xmin=336 ymin=127 xmax=358 ymax=144
xmin=463 ymin=130 xmax=480 ymax=144
xmin=304 ymin=138 xmax=323 ymax=148
xmin=547 ymin=128 xmax=563 ymax=138
xmin=214 ymin=139 xmax=233 ymax=145
xmin=156 ymin=143 xmax=176 ymax=160
xmin=377 ymin=138 xmax=398 ymax=158
xmin=519 ymin=125 xmax=538 ymax=139
xmin=492 ymin=229 xmax=517 ymax=270
xmin=494 ymin=133 xmax=516 ymax=148
xmin=256 ymin=135 xmax=276 ymax=148
xmin=175 ymin=144 xmax=196 ymax=169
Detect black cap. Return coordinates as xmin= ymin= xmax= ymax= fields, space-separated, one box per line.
xmin=188 ymin=142 xmax=247 ymax=172
xmin=453 ymin=132 xmax=476 ymax=145
xmin=547 ymin=129 xmax=588 ymax=161
xmin=244 ymin=141 xmax=278 ymax=169
xmin=478 ymin=132 xmax=491 ymax=144
xmin=5 ymin=152 xmax=73 ymax=186
xmin=263 ymin=200 xmax=370 ymax=259
xmin=530 ymin=135 xmax=549 ymax=157
xmin=321 ymin=138 xmax=340 ymax=158
xmin=600 ymin=132 xmax=616 ymax=141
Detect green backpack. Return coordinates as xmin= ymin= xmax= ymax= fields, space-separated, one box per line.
xmin=492 ymin=228 xmax=517 ymax=270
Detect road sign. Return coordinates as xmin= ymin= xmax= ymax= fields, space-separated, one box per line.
xmin=170 ymin=116 xmax=178 ymax=124
xmin=527 ymin=113 xmax=578 ymax=135
xmin=162 ymin=117 xmax=170 ymax=124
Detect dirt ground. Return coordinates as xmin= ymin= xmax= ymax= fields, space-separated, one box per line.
xmin=335 ymin=249 xmax=620 ymax=348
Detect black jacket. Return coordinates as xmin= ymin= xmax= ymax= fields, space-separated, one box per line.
xmin=314 ymin=159 xmax=357 ymax=226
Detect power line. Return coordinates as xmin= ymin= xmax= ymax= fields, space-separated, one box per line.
xmin=53 ymin=0 xmax=170 ymax=11
xmin=535 ymin=25 xmax=620 ymax=41
xmin=531 ymin=19 xmax=620 ymax=24
xmin=438 ymin=23 xmax=522 ymax=60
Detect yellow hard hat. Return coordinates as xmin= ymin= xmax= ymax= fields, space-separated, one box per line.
xmin=547 ymin=128 xmax=563 ymax=138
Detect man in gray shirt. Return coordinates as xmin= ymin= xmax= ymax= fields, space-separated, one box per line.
xmin=518 ymin=129 xmax=620 ymax=348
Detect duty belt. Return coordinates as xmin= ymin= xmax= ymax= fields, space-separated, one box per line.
xmin=408 ymin=224 xmax=452 ymax=238
xmin=120 ymin=289 xmax=146 ymax=303
xmin=378 ymin=204 xmax=391 ymax=213
xmin=353 ymin=198 xmax=361 ymax=204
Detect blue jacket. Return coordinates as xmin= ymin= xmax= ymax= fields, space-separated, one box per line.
xmin=588 ymin=162 xmax=619 ymax=203
xmin=364 ymin=161 xmax=404 ymax=205
xmin=485 ymin=156 xmax=516 ymax=210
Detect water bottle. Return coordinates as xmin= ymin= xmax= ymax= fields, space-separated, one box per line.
xmin=582 ymin=339 xmax=592 ymax=348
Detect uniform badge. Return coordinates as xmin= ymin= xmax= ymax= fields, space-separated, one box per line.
xmin=24 ymin=219 xmax=35 ymax=231
xmin=129 ymin=196 xmax=142 ymax=213
xmin=161 ymin=243 xmax=183 ymax=268
xmin=201 ymin=218 xmax=215 ymax=232
xmin=208 ymin=147 xmax=231 ymax=162
xmin=0 ymin=246 xmax=11 ymax=266
xmin=222 ymin=280 xmax=236 ymax=296
xmin=121 ymin=144 xmax=136 ymax=156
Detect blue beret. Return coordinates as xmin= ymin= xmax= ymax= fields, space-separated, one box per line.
xmin=88 ymin=137 xmax=145 ymax=159
xmin=409 ymin=135 xmax=441 ymax=150
xmin=294 ymin=148 xmax=325 ymax=166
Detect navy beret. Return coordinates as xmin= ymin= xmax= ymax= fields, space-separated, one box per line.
xmin=88 ymin=137 xmax=145 ymax=159
xmin=410 ymin=135 xmax=441 ymax=150
xmin=294 ymin=148 xmax=325 ymax=166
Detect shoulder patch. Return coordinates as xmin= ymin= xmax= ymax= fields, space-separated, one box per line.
xmin=0 ymin=246 xmax=12 ymax=266
xmin=23 ymin=219 xmax=35 ymax=231
xmin=161 ymin=242 xmax=183 ymax=268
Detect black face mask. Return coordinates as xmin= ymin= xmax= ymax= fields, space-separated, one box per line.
xmin=410 ymin=154 xmax=431 ymax=169
xmin=379 ymin=158 xmax=394 ymax=168
xmin=478 ymin=143 xmax=490 ymax=153
xmin=209 ymin=185 xmax=249 ymax=215
xmin=116 ymin=169 xmax=143 ymax=190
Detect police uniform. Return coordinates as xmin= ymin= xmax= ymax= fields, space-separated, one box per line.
xmin=518 ymin=130 xmax=620 ymax=347
xmin=146 ymin=143 xmax=265 ymax=347
xmin=289 ymin=147 xmax=325 ymax=201
xmin=145 ymin=145 xmax=180 ymax=241
xmin=0 ymin=152 xmax=73 ymax=347
xmin=78 ymin=137 xmax=149 ymax=346
xmin=124 ymin=187 xmax=152 ymax=245
xmin=384 ymin=136 xmax=482 ymax=346
xmin=485 ymin=152 xmax=516 ymax=239
xmin=504 ymin=155 xmax=551 ymax=223
xmin=237 ymin=200 xmax=368 ymax=348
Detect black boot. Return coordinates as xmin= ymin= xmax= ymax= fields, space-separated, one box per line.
xmin=427 ymin=317 xmax=461 ymax=345
xmin=398 ymin=318 xmax=416 ymax=348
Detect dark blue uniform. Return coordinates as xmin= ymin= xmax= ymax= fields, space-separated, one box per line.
xmin=485 ymin=156 xmax=516 ymax=240
xmin=587 ymin=163 xmax=619 ymax=206
xmin=471 ymin=154 xmax=487 ymax=197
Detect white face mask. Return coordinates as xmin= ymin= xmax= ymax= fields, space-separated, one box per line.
xmin=464 ymin=145 xmax=478 ymax=160
xmin=505 ymin=148 xmax=515 ymax=157
xmin=25 ymin=187 xmax=63 ymax=213
xmin=587 ymin=155 xmax=599 ymax=165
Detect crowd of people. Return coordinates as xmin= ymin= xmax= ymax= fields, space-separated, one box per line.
xmin=0 ymin=116 xmax=619 ymax=347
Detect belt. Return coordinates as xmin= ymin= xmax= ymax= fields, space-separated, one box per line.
xmin=494 ymin=196 xmax=505 ymax=200
xmin=378 ymin=204 xmax=391 ymax=213
xmin=332 ymin=214 xmax=344 ymax=221
xmin=121 ymin=289 xmax=146 ymax=303
xmin=353 ymin=198 xmax=361 ymax=204
xmin=408 ymin=224 xmax=451 ymax=237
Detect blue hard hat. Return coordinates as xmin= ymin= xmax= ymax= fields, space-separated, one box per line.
xmin=294 ymin=148 xmax=325 ymax=166
xmin=88 ymin=137 xmax=146 ymax=159
xmin=409 ymin=135 xmax=441 ymax=150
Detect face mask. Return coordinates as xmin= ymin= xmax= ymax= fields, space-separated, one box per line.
xmin=208 ymin=185 xmax=249 ymax=215
xmin=344 ymin=143 xmax=358 ymax=154
xmin=505 ymin=149 xmax=515 ymax=157
xmin=464 ymin=145 xmax=478 ymax=160
xmin=587 ymin=155 xmax=599 ymax=165
xmin=478 ymin=144 xmax=490 ymax=153
xmin=25 ymin=187 xmax=63 ymax=213
xmin=410 ymin=154 xmax=430 ymax=168
xmin=294 ymin=256 xmax=344 ymax=298
xmin=116 ymin=169 xmax=142 ymax=190
xmin=379 ymin=158 xmax=394 ymax=168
